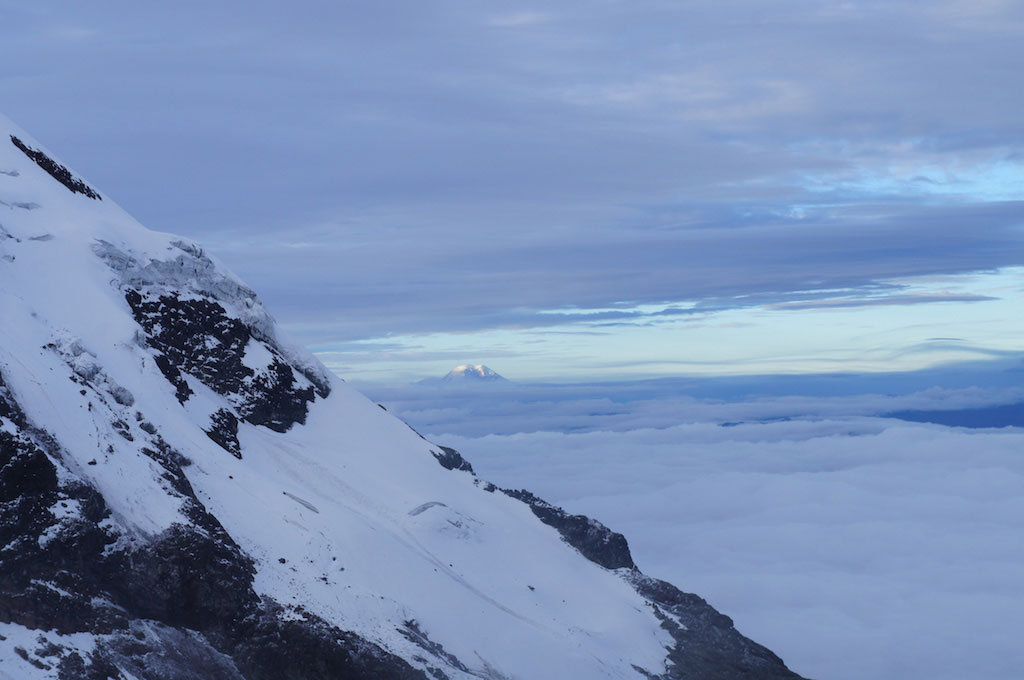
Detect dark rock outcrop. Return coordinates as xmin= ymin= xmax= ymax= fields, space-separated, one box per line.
xmin=205 ymin=408 xmax=242 ymax=458
xmin=502 ymin=488 xmax=635 ymax=570
xmin=125 ymin=290 xmax=319 ymax=433
xmin=431 ymin=445 xmax=474 ymax=473
xmin=10 ymin=135 xmax=101 ymax=200
xmin=628 ymin=573 xmax=804 ymax=680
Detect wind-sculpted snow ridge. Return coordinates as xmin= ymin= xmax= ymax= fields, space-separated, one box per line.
xmin=0 ymin=115 xmax=805 ymax=679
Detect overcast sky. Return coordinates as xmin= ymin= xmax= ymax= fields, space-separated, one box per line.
xmin=2 ymin=1 xmax=1022 ymax=382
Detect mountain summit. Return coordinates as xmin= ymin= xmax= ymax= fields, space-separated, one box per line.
xmin=0 ymin=117 xmax=804 ymax=680
xmin=442 ymin=364 xmax=506 ymax=382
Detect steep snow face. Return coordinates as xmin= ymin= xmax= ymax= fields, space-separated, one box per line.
xmin=0 ymin=117 xmax=803 ymax=680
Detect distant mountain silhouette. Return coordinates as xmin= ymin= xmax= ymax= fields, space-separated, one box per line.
xmin=417 ymin=364 xmax=510 ymax=386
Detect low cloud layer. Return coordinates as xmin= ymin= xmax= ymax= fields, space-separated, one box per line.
xmin=367 ymin=376 xmax=1024 ymax=680
xmin=454 ymin=420 xmax=1024 ymax=680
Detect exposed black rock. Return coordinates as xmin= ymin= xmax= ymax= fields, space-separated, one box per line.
xmin=138 ymin=436 xmax=194 ymax=499
xmin=83 ymin=623 xmax=245 ymax=680
xmin=104 ymin=523 xmax=257 ymax=637
xmin=398 ymin=620 xmax=469 ymax=679
xmin=233 ymin=607 xmax=425 ymax=680
xmin=627 ymin=573 xmax=804 ymax=680
xmin=431 ymin=445 xmax=474 ymax=473
xmin=58 ymin=649 xmax=129 ymax=680
xmin=243 ymin=358 xmax=316 ymax=432
xmin=125 ymin=289 xmax=317 ymax=434
xmin=205 ymin=408 xmax=242 ymax=458
xmin=10 ymin=135 xmax=101 ymax=200
xmin=502 ymin=488 xmax=635 ymax=570
xmin=153 ymin=353 xmax=193 ymax=405
xmin=125 ymin=290 xmax=251 ymax=394
xmin=0 ymin=371 xmax=121 ymax=637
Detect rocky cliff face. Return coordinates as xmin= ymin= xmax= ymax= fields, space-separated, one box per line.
xmin=0 ymin=117 xmax=804 ymax=680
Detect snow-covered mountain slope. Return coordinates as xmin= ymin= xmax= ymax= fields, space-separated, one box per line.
xmin=0 ymin=116 xmax=805 ymax=680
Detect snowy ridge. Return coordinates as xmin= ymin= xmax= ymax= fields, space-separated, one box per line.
xmin=0 ymin=116 xmax=803 ymax=680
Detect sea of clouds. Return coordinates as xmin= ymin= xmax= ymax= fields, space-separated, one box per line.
xmin=363 ymin=374 xmax=1024 ymax=680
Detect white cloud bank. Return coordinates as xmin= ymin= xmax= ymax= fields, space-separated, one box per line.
xmin=374 ymin=383 xmax=1024 ymax=680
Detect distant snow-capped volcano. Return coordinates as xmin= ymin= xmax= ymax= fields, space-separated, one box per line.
xmin=442 ymin=364 xmax=506 ymax=382
xmin=416 ymin=365 xmax=509 ymax=387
